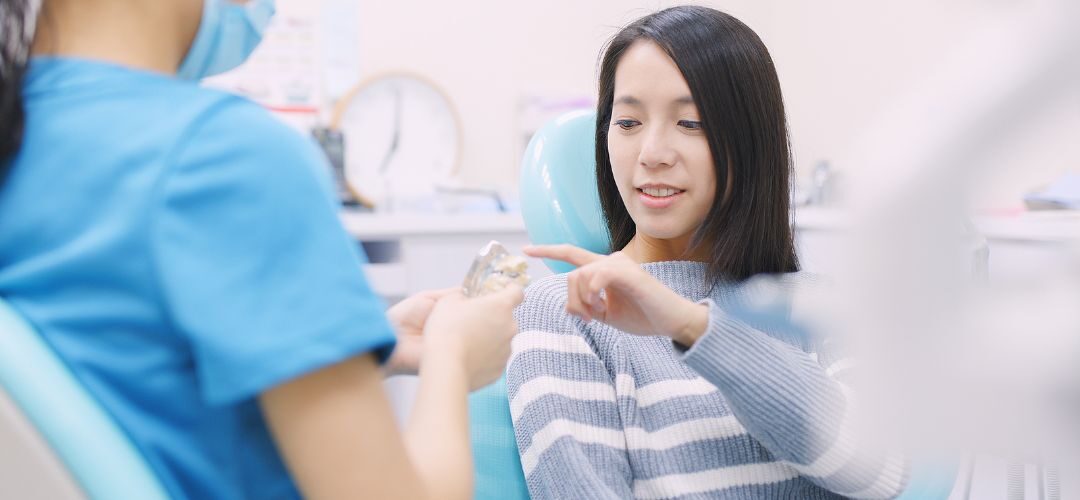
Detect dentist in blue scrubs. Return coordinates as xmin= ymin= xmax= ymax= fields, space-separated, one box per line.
xmin=0 ymin=0 xmax=522 ymax=498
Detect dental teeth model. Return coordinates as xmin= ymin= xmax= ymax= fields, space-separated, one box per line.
xmin=462 ymin=241 xmax=531 ymax=298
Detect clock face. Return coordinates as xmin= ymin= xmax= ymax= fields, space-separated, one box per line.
xmin=336 ymin=74 xmax=460 ymax=204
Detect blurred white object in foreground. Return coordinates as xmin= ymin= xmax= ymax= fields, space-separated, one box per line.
xmin=792 ymin=0 xmax=1080 ymax=492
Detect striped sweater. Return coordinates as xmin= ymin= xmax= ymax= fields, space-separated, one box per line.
xmin=507 ymin=261 xmax=908 ymax=499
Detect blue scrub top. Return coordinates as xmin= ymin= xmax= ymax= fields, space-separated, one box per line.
xmin=0 ymin=58 xmax=397 ymax=499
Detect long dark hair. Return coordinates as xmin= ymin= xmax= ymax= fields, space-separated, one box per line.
xmin=595 ymin=6 xmax=799 ymax=284
xmin=1 ymin=0 xmax=37 ymax=187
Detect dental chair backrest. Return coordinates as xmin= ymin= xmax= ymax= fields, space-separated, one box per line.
xmin=0 ymin=298 xmax=170 ymax=500
xmin=467 ymin=110 xmax=607 ymax=500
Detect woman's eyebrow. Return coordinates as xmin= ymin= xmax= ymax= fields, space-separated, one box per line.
xmin=613 ymin=95 xmax=695 ymax=108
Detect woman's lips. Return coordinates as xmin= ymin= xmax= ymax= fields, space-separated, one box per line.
xmin=637 ymin=188 xmax=685 ymax=209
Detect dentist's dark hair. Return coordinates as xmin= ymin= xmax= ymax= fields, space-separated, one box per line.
xmin=1 ymin=0 xmax=37 ymax=188
xmin=595 ymin=5 xmax=799 ymax=283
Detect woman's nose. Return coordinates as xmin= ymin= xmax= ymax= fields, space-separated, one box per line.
xmin=637 ymin=126 xmax=677 ymax=169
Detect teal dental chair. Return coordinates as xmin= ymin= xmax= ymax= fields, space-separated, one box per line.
xmin=468 ymin=109 xmax=958 ymax=500
xmin=466 ymin=108 xmax=606 ymax=500
xmin=0 ymin=298 xmax=170 ymax=500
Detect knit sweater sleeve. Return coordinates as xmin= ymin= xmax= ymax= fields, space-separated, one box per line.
xmin=506 ymin=276 xmax=632 ymax=500
xmin=679 ymin=289 xmax=910 ymax=499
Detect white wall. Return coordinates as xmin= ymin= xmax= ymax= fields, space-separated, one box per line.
xmin=763 ymin=0 xmax=1080 ymax=207
xmin=347 ymin=0 xmax=1077 ymax=207
xmin=351 ymin=0 xmax=770 ymax=189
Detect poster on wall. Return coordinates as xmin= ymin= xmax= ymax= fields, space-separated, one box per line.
xmin=202 ymin=0 xmax=361 ymax=133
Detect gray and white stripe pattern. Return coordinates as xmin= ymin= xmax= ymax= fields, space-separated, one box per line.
xmin=507 ymin=261 xmax=908 ymax=499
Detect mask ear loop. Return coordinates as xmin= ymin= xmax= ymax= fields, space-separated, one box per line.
xmin=176 ymin=0 xmax=221 ymax=80
xmin=242 ymin=0 xmax=276 ymax=35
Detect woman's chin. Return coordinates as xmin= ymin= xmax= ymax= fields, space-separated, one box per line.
xmin=635 ymin=222 xmax=693 ymax=242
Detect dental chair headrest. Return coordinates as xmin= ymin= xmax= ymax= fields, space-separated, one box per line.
xmin=519 ymin=109 xmax=611 ymax=273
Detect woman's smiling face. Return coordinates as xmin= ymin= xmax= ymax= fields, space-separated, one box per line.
xmin=607 ymin=39 xmax=717 ymax=246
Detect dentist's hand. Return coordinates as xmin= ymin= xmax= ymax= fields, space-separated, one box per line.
xmin=524 ymin=245 xmax=709 ymax=346
xmin=422 ymin=285 xmax=524 ymax=390
xmin=384 ymin=288 xmax=457 ymax=377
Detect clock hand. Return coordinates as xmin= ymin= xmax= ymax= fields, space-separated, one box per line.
xmin=379 ymin=86 xmax=402 ymax=175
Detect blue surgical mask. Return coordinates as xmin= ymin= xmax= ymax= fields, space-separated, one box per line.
xmin=177 ymin=0 xmax=276 ymax=80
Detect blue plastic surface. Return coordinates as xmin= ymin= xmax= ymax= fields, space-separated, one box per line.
xmin=519 ymin=109 xmax=610 ymax=273
xmin=469 ymin=376 xmax=530 ymax=500
xmin=0 ymin=298 xmax=170 ymax=500
xmin=895 ymin=460 xmax=959 ymax=500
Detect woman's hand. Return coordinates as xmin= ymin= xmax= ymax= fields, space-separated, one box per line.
xmin=524 ymin=245 xmax=709 ymax=346
xmin=421 ymin=285 xmax=524 ymax=390
xmin=383 ymin=288 xmax=457 ymax=376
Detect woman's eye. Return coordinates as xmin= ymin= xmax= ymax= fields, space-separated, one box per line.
xmin=614 ymin=119 xmax=639 ymax=130
xmin=678 ymin=120 xmax=703 ymax=130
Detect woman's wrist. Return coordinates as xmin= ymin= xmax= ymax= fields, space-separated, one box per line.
xmin=416 ymin=342 xmax=470 ymax=399
xmin=673 ymin=301 xmax=710 ymax=347
xmin=422 ymin=335 xmax=468 ymax=373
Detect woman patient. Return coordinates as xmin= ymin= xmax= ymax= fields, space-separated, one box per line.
xmin=508 ymin=6 xmax=908 ymax=499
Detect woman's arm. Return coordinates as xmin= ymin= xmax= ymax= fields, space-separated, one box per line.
xmin=261 ymin=286 xmax=523 ymax=500
xmin=507 ymin=276 xmax=633 ymax=500
xmin=524 ymin=245 xmax=908 ymax=499
xmin=261 ymin=354 xmax=462 ymax=500
xmin=401 ymin=331 xmax=475 ymax=499
xmin=677 ymin=301 xmax=907 ymax=499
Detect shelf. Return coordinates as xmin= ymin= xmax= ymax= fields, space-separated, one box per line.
xmin=340 ymin=211 xmax=526 ymax=240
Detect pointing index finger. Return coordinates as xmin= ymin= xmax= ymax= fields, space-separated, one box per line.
xmin=523 ymin=244 xmax=604 ymax=267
